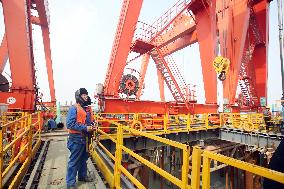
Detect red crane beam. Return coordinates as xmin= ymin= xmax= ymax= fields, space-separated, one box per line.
xmin=160 ymin=31 xmax=197 ymax=56
xmin=104 ymin=0 xmax=143 ymax=96
xmin=103 ymin=98 xmax=217 ymax=114
xmin=153 ymin=14 xmax=196 ymax=47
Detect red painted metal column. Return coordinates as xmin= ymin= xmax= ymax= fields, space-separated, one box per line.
xmin=2 ymin=0 xmax=35 ymax=91
xmin=194 ymin=2 xmax=217 ymax=104
xmin=42 ymin=27 xmax=56 ymax=103
xmin=137 ymin=53 xmax=150 ymax=99
xmin=157 ymin=68 xmax=165 ymax=101
xmin=221 ymin=0 xmax=250 ymax=104
xmin=251 ymin=1 xmax=269 ymax=104
xmin=32 ymin=0 xmax=56 ymax=103
xmin=35 ymin=0 xmax=56 ymax=103
xmin=104 ymin=0 xmax=143 ymax=96
xmin=0 ymin=33 xmax=8 ymax=73
xmin=1 ymin=0 xmax=36 ymax=111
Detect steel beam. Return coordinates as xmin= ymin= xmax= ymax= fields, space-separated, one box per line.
xmin=220 ymin=128 xmax=283 ymax=148
xmin=101 ymin=129 xmax=220 ymax=153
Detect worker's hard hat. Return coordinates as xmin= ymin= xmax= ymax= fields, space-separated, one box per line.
xmin=75 ymin=88 xmax=88 ymax=105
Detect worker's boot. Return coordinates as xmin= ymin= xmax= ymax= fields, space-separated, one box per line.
xmin=78 ymin=176 xmax=93 ymax=182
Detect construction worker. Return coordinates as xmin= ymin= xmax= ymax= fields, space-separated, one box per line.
xmin=263 ymin=106 xmax=272 ymax=130
xmin=66 ymin=88 xmax=96 ymax=189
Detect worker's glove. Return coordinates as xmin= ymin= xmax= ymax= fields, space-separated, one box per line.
xmin=87 ymin=125 xmax=96 ymax=132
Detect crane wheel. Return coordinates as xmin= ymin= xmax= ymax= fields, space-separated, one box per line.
xmin=131 ymin=120 xmax=143 ymax=131
xmin=242 ymin=121 xmax=254 ymax=132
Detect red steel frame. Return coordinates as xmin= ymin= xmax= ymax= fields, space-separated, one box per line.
xmin=0 ymin=0 xmax=55 ymax=111
xmin=101 ymin=0 xmax=270 ymax=114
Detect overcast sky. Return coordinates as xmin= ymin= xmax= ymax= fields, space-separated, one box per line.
xmin=0 ymin=1 xmax=283 ymax=106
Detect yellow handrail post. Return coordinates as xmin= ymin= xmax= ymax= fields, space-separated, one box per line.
xmin=181 ymin=146 xmax=190 ymax=189
xmin=191 ymin=147 xmax=201 ymax=189
xmin=186 ymin=114 xmax=191 ymax=130
xmin=24 ymin=112 xmax=28 ymax=128
xmin=11 ymin=122 xmax=18 ymax=160
xmin=201 ymin=155 xmax=211 ymax=189
xmin=0 ymin=126 xmax=3 ymax=188
xmin=37 ymin=112 xmax=41 ymax=140
xmin=164 ymin=113 xmax=168 ymax=133
xmin=219 ymin=113 xmax=223 ymax=127
xmin=133 ymin=113 xmax=138 ymax=122
xmin=27 ymin=114 xmax=33 ymax=160
xmin=114 ymin=124 xmax=123 ymax=188
xmin=205 ymin=114 xmax=209 ymax=129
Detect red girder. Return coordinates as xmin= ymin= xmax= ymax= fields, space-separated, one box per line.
xmin=104 ymin=0 xmax=143 ymax=96
xmin=160 ymin=31 xmax=198 ymax=56
xmin=152 ymin=14 xmax=196 ymax=47
xmin=103 ymin=98 xmax=217 ymax=115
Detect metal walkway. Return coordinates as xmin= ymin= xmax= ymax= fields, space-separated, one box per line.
xmin=26 ymin=132 xmax=107 ymax=189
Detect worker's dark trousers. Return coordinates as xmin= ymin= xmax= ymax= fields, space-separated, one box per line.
xmin=66 ymin=139 xmax=89 ymax=187
xmin=263 ymin=139 xmax=284 ymax=189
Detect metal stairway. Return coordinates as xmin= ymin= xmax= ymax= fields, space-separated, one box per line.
xmin=238 ymin=8 xmax=266 ymax=107
xmin=238 ymin=44 xmax=259 ymax=107
xmin=150 ymin=47 xmax=189 ymax=104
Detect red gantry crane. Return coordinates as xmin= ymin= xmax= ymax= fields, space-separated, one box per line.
xmin=97 ymin=0 xmax=270 ymax=114
xmin=0 ymin=0 xmax=55 ymax=112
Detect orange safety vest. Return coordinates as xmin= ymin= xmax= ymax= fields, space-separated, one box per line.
xmin=69 ymin=104 xmax=94 ymax=134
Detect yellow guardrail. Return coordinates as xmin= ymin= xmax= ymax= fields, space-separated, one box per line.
xmin=96 ymin=113 xmax=221 ymax=137
xmin=0 ymin=112 xmax=41 ymax=188
xmin=0 ymin=112 xmax=25 ymax=126
xmin=91 ymin=115 xmax=191 ymax=189
xmin=92 ymin=114 xmax=284 ymax=189
xmin=191 ymin=146 xmax=284 ymax=189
